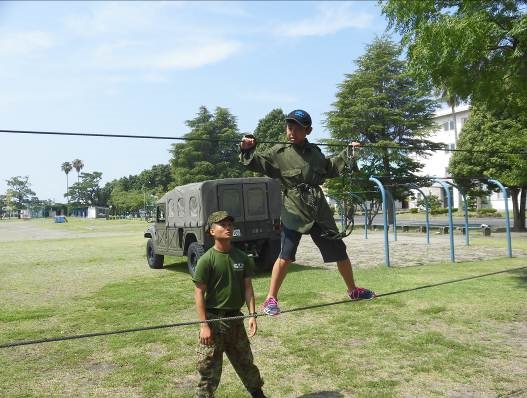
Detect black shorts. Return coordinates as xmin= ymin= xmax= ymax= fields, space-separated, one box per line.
xmin=279 ymin=224 xmax=348 ymax=263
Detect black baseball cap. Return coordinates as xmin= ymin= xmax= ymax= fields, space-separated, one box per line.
xmin=285 ymin=109 xmax=312 ymax=128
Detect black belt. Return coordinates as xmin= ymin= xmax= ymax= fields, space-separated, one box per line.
xmin=206 ymin=309 xmax=241 ymax=317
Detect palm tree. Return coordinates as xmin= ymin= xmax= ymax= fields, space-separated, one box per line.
xmin=72 ymin=159 xmax=84 ymax=183
xmin=61 ymin=162 xmax=72 ymax=203
xmin=436 ymin=86 xmax=461 ymax=141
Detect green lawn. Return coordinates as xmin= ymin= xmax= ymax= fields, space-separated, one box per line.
xmin=1 ymin=219 xmax=526 ymax=397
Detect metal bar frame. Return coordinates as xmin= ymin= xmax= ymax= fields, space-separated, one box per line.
xmin=487 ymin=179 xmax=513 ymax=257
xmin=369 ymin=177 xmax=390 ymax=267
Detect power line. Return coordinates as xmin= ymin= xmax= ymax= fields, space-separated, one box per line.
xmin=1 ymin=129 xmax=526 ymax=156
xmin=1 ymin=265 xmax=524 ymax=349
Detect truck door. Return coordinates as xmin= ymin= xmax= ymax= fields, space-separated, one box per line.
xmin=155 ymin=203 xmax=168 ymax=252
xmin=217 ymin=185 xmax=244 ymax=239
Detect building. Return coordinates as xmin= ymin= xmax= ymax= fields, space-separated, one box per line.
xmin=411 ymin=104 xmax=512 ymax=211
xmin=71 ymin=206 xmax=109 ymax=218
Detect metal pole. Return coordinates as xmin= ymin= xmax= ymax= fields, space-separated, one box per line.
xmin=433 ymin=179 xmax=455 ymax=263
xmin=390 ymin=190 xmax=397 ymax=241
xmin=445 ymin=181 xmax=470 ymax=246
xmin=364 ymin=206 xmax=368 ymax=240
xmin=348 ymin=193 xmax=368 ymax=239
xmin=488 ymin=179 xmax=513 ymax=257
xmin=409 ymin=186 xmax=430 ymax=244
xmin=369 ymin=177 xmax=390 ymax=267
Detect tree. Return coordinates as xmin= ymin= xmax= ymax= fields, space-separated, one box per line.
xmin=100 ymin=163 xmax=172 ymax=209
xmin=108 ymin=186 xmax=144 ymax=214
xmin=253 ymin=108 xmax=287 ymax=152
xmin=61 ymin=161 xmax=73 ymax=203
xmin=5 ymin=176 xmax=36 ymax=218
xmin=448 ymin=106 xmax=527 ymax=231
xmin=135 ymin=164 xmax=173 ymax=195
xmin=324 ymin=37 xmax=442 ymax=225
xmin=383 ymin=0 xmax=527 ymax=115
xmin=436 ymin=86 xmax=462 ymax=141
xmin=67 ymin=171 xmax=103 ymax=206
xmin=72 ymin=159 xmax=84 ymax=183
xmin=169 ymin=106 xmax=248 ymax=186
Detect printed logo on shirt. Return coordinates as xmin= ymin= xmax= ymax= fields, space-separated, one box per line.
xmin=232 ymin=262 xmax=245 ymax=271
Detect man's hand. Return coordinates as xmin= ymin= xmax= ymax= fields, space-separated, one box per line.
xmin=240 ymin=134 xmax=256 ymax=151
xmin=199 ymin=324 xmax=213 ymax=346
xmin=248 ymin=317 xmax=257 ymax=337
xmin=347 ymin=141 xmax=361 ymax=158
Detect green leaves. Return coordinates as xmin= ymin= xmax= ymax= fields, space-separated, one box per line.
xmin=169 ymin=106 xmax=247 ymax=186
xmin=383 ymin=0 xmax=527 ymax=115
xmin=448 ymin=105 xmax=527 ymax=230
xmin=325 ymin=37 xmax=439 ymax=201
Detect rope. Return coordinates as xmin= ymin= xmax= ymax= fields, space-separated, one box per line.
xmin=1 ymin=129 xmax=526 ymax=155
xmin=1 ymin=265 xmax=524 ymax=349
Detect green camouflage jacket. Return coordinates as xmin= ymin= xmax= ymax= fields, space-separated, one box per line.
xmin=240 ymin=139 xmax=357 ymax=236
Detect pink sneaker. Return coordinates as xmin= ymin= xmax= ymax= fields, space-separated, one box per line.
xmin=348 ymin=287 xmax=375 ymax=300
xmin=262 ymin=297 xmax=280 ymax=316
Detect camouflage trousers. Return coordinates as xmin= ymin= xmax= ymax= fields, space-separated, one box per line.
xmin=196 ymin=312 xmax=264 ymax=398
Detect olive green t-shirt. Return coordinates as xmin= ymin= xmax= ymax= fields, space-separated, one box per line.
xmin=192 ymin=246 xmax=255 ymax=311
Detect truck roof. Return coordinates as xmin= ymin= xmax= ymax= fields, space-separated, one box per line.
xmin=157 ymin=177 xmax=275 ymax=204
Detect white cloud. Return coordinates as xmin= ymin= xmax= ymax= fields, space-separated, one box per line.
xmin=90 ymin=38 xmax=242 ymax=71
xmin=278 ymin=3 xmax=374 ymax=37
xmin=151 ymin=41 xmax=242 ymax=70
xmin=63 ymin=2 xmax=244 ymax=72
xmin=0 ymin=31 xmax=55 ymax=56
xmin=64 ymin=2 xmax=180 ymax=36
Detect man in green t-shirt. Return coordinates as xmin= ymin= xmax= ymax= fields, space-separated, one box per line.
xmin=193 ymin=211 xmax=266 ymax=398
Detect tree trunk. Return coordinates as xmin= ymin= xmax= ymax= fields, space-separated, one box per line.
xmin=517 ymin=187 xmax=526 ymax=232
xmin=510 ymin=188 xmax=527 ymax=232
xmin=451 ymin=104 xmax=458 ymax=142
xmin=386 ymin=188 xmax=395 ymax=226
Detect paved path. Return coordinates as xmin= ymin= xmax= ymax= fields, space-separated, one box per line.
xmin=296 ymin=230 xmax=527 ymax=268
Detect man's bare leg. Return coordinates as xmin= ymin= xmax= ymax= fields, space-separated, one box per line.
xmin=267 ymin=257 xmax=292 ymax=299
xmin=336 ymin=257 xmax=357 ymax=292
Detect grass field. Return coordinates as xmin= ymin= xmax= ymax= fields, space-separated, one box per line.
xmin=0 ymin=219 xmax=526 ymax=397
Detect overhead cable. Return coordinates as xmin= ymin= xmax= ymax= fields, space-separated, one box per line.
xmin=1 ymin=129 xmax=526 ymax=156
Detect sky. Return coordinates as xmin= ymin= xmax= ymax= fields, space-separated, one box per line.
xmin=0 ymin=1 xmax=391 ymax=202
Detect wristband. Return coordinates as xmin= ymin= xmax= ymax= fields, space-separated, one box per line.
xmin=249 ymin=312 xmax=258 ymax=318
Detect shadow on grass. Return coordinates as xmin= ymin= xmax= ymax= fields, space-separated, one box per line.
xmin=163 ymin=260 xmax=189 ymax=274
xmin=297 ymin=392 xmax=343 ymax=398
xmin=510 ymin=266 xmax=527 ymax=289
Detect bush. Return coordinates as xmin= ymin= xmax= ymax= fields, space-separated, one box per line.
xmin=409 ymin=208 xmax=419 ymax=214
xmin=431 ymin=208 xmax=448 ymax=215
xmin=478 ymin=208 xmax=497 ymax=215
xmin=476 ymin=208 xmax=501 ymax=217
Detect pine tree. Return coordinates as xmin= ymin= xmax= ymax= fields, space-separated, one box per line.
xmin=324 ymin=37 xmax=442 ymax=224
xmin=170 ymin=106 xmax=247 ymax=186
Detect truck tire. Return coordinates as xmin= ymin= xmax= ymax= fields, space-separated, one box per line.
xmin=146 ymin=238 xmax=164 ymax=269
xmin=257 ymin=239 xmax=280 ymax=272
xmin=187 ymin=242 xmax=205 ymax=277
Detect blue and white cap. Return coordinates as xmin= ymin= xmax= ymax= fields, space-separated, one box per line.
xmin=285 ymin=109 xmax=312 ymax=128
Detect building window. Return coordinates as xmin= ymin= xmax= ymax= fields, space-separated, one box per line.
xmin=449 ymin=120 xmax=455 ymax=130
xmin=442 ymin=121 xmax=449 ymax=131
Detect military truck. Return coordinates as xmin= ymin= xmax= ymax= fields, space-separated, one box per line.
xmin=144 ymin=177 xmax=282 ymax=274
